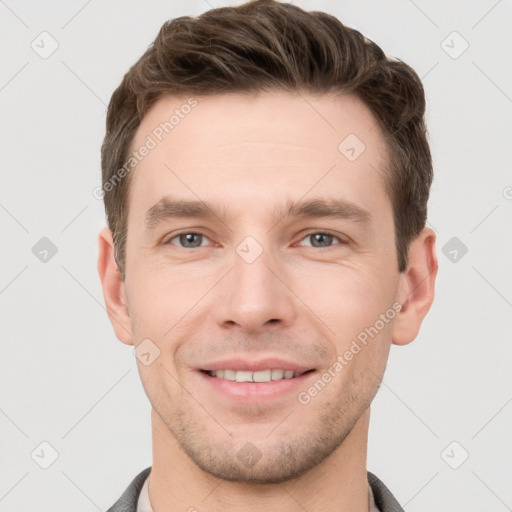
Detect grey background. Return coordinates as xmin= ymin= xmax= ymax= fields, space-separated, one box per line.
xmin=1 ymin=0 xmax=511 ymax=510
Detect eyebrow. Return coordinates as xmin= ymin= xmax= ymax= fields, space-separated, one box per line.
xmin=144 ymin=196 xmax=371 ymax=230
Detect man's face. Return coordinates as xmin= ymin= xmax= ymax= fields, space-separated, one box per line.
xmin=123 ymin=91 xmax=402 ymax=482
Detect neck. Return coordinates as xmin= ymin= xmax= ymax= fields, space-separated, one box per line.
xmin=148 ymin=408 xmax=371 ymax=512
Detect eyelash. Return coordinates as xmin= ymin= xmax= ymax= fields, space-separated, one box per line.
xmin=163 ymin=230 xmax=347 ymax=249
xmin=297 ymin=231 xmax=347 ymax=248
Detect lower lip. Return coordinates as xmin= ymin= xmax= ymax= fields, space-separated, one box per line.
xmin=197 ymin=370 xmax=317 ymax=402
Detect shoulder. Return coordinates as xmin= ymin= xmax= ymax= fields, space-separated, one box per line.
xmin=367 ymin=471 xmax=405 ymax=512
xmin=106 ymin=467 xmax=152 ymax=512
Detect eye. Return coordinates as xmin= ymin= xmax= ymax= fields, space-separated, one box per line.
xmin=166 ymin=232 xmax=211 ymax=248
xmin=297 ymin=232 xmax=345 ymax=248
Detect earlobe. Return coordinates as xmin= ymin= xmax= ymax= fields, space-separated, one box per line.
xmin=97 ymin=227 xmax=134 ymax=345
xmin=392 ymin=228 xmax=438 ymax=346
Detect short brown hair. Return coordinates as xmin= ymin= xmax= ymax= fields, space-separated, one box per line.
xmin=101 ymin=0 xmax=432 ymax=280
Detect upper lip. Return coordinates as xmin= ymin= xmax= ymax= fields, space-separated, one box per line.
xmin=199 ymin=357 xmax=315 ymax=373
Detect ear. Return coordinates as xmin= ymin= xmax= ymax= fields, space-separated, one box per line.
xmin=392 ymin=227 xmax=438 ymax=346
xmin=97 ymin=227 xmax=134 ymax=345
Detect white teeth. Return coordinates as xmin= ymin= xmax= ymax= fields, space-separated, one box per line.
xmin=223 ymin=369 xmax=236 ymax=381
xmin=253 ymin=369 xmax=271 ymax=382
xmin=208 ymin=369 xmax=305 ymax=382
xmin=235 ymin=370 xmax=253 ymax=382
xmin=271 ymin=369 xmax=284 ymax=380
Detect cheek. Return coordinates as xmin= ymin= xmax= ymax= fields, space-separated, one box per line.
xmin=292 ymin=263 xmax=397 ymax=344
xmin=124 ymin=228 xmax=192 ymax=318
xmin=126 ymin=263 xmax=213 ymax=345
xmin=136 ymin=359 xmax=178 ymax=419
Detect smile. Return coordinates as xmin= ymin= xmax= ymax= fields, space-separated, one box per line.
xmin=202 ymin=369 xmax=314 ymax=382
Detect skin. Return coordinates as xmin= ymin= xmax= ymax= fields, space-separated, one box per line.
xmin=98 ymin=90 xmax=438 ymax=511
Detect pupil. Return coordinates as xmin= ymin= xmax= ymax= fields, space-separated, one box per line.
xmin=313 ymin=234 xmax=332 ymax=247
xmin=181 ymin=233 xmax=201 ymax=247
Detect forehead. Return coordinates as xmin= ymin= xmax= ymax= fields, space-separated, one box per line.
xmin=127 ymin=91 xmax=391 ymax=224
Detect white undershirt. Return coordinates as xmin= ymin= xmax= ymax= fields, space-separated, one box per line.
xmin=136 ymin=474 xmax=381 ymax=511
xmin=136 ymin=474 xmax=152 ymax=512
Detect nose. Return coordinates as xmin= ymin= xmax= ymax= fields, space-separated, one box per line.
xmin=213 ymin=242 xmax=297 ymax=334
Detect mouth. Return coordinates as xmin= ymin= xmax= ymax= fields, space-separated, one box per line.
xmin=196 ymin=358 xmax=318 ymax=401
xmin=200 ymin=368 xmax=316 ymax=382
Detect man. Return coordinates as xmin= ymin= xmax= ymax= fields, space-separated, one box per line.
xmin=97 ymin=1 xmax=438 ymax=510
